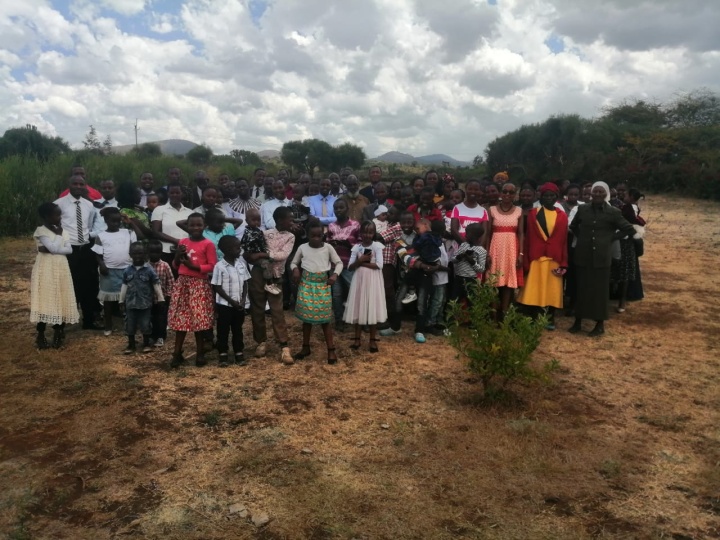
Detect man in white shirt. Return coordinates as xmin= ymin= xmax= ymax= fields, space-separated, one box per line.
xmin=308 ymin=178 xmax=337 ymax=226
xmin=92 ymin=179 xmax=120 ymax=235
xmin=54 ymin=175 xmax=102 ymax=329
xmin=138 ymin=172 xmax=155 ymax=208
xmin=260 ymin=179 xmax=292 ymax=230
xmin=250 ymin=168 xmax=267 ymax=202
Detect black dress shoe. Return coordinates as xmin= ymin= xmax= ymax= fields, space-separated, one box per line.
xmin=82 ymin=323 xmax=103 ymax=331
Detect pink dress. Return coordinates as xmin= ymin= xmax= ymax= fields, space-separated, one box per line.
xmin=488 ymin=206 xmax=523 ymax=288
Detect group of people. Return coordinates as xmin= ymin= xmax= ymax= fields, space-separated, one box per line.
xmin=29 ymin=164 xmax=646 ymax=365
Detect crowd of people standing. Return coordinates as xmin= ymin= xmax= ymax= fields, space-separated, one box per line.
xmin=29 ymin=164 xmax=646 ymax=364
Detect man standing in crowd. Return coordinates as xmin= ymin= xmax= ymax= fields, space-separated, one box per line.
xmin=359 ymin=165 xmax=382 ymax=203
xmin=341 ymin=175 xmax=369 ymax=222
xmin=308 ymin=178 xmax=337 ymax=226
xmin=54 ymin=175 xmax=101 ymax=330
xmin=138 ymin=172 xmax=154 ymax=208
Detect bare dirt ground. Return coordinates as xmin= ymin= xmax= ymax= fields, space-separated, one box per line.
xmin=0 ymin=194 xmax=718 ymax=540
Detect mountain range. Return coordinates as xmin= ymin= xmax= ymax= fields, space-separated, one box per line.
xmin=112 ymin=141 xmax=468 ymax=166
xmin=369 ymin=151 xmax=470 ymax=166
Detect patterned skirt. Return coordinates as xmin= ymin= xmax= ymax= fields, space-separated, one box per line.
xmin=295 ymin=271 xmax=333 ymax=325
xmin=168 ymin=275 xmax=214 ymax=332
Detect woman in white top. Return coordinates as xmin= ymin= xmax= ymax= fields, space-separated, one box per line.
xmin=291 ymin=222 xmax=343 ymax=364
xmin=151 ymin=183 xmax=193 ymax=268
xmin=450 ymin=180 xmax=489 ymax=249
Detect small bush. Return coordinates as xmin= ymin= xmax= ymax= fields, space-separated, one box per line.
xmin=445 ymin=276 xmax=555 ymax=399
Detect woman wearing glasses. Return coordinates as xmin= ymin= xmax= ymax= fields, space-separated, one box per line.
xmin=486 ymin=182 xmax=524 ymax=320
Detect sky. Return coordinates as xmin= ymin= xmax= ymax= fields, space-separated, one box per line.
xmin=0 ymin=0 xmax=718 ymax=161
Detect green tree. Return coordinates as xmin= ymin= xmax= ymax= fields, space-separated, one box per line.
xmin=186 ymin=144 xmax=214 ymax=165
xmin=102 ymin=134 xmax=113 ymax=155
xmin=665 ymin=89 xmax=720 ymax=128
xmin=0 ymin=125 xmax=71 ymax=161
xmin=129 ymin=142 xmax=162 ymax=159
xmin=229 ymin=149 xmax=263 ymax=166
xmin=83 ymin=125 xmax=102 ymax=152
xmin=332 ymin=142 xmax=366 ymax=171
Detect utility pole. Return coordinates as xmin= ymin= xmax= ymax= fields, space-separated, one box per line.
xmin=134 ymin=119 xmax=138 ymax=148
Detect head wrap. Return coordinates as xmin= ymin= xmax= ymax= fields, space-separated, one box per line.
xmin=374 ymin=205 xmax=388 ymax=217
xmin=539 ymin=182 xmax=559 ymax=195
xmin=591 ymin=181 xmax=610 ymax=203
xmin=493 ymin=171 xmax=509 ymax=183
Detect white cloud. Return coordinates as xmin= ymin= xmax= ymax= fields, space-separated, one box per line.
xmin=0 ymin=0 xmax=718 ymax=162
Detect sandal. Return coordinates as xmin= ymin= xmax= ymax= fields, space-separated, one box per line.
xmin=327 ymin=348 xmax=337 ymax=365
xmin=350 ymin=337 xmax=361 ymax=350
xmin=369 ymin=338 xmax=379 ymax=354
xmin=294 ymin=345 xmax=312 ymax=360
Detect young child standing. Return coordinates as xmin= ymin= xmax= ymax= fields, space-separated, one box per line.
xmin=31 ymin=202 xmax=79 ymax=349
xmin=168 ymin=213 xmax=218 ymax=368
xmin=451 ymin=222 xmax=487 ymax=302
xmin=399 ymin=218 xmax=442 ymax=305
xmin=119 ymin=242 xmax=164 ymax=354
xmin=343 ymin=221 xmax=387 ymax=353
xmin=148 ymin=239 xmax=174 ymax=347
xmin=211 ymin=235 xmax=250 ymax=367
xmin=92 ymin=207 xmax=138 ymax=336
xmin=241 ymin=208 xmax=281 ymax=295
xmin=290 ymin=222 xmax=343 ymax=364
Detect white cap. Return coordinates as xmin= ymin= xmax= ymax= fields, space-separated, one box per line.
xmin=374 ymin=205 xmax=388 ymax=217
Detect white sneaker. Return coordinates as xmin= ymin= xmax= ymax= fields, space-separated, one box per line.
xmin=264 ymin=283 xmax=281 ymax=295
xmin=154 ymin=338 xmax=164 ymax=347
xmin=255 ymin=342 xmax=267 ymax=357
xmin=379 ymin=327 xmax=400 ymax=337
xmin=401 ymin=292 xmax=417 ymax=304
xmin=281 ymin=347 xmax=294 ymax=365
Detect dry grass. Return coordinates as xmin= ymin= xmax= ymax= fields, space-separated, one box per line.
xmin=1 ymin=195 xmax=719 ymax=539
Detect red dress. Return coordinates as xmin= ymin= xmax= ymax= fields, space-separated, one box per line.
xmin=168 ymin=237 xmax=217 ymax=332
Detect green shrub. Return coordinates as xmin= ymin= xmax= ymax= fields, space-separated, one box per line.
xmin=445 ymin=276 xmax=556 ymax=399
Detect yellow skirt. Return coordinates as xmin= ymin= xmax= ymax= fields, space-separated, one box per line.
xmin=517 ymin=257 xmax=563 ymax=309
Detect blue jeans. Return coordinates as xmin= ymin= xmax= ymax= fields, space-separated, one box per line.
xmin=125 ymin=308 xmax=151 ymax=336
xmin=332 ymin=268 xmax=353 ymax=323
xmin=426 ymin=285 xmax=447 ymax=328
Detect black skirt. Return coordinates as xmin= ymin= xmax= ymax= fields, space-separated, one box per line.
xmin=576 ymin=266 xmax=611 ymax=321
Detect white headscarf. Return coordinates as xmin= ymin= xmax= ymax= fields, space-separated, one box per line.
xmin=591 ymin=181 xmax=610 ymax=203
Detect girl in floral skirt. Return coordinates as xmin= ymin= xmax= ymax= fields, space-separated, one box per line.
xmin=290 ymin=222 xmax=343 ymax=364
xmin=168 ymin=213 xmax=217 ymax=368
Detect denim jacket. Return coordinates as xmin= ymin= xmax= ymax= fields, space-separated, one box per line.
xmin=122 ymin=264 xmax=159 ymax=310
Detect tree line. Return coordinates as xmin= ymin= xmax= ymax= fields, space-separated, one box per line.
xmin=484 ymin=89 xmax=720 ymax=199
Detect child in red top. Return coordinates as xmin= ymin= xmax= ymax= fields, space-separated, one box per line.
xmin=168 ymin=213 xmax=218 ymax=368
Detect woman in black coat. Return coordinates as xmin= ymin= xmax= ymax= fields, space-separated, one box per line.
xmin=568 ymin=181 xmax=636 ymax=336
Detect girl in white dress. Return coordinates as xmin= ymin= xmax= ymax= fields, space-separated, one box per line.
xmin=92 ymin=207 xmax=137 ymax=335
xmin=31 ymin=203 xmax=79 ymax=349
xmin=343 ymin=221 xmax=387 ymax=353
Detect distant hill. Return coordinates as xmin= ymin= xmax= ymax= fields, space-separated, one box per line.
xmin=257 ymin=149 xmax=281 ymax=159
xmin=112 ymin=139 xmax=199 ymax=156
xmin=370 ymin=151 xmax=469 ymax=166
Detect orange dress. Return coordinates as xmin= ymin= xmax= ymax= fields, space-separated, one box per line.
xmin=488 ymin=206 xmax=523 ymax=288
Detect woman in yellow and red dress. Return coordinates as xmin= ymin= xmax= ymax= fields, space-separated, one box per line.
xmin=517 ymin=182 xmax=568 ymax=330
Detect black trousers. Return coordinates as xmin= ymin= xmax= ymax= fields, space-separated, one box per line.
xmin=151 ymin=298 xmax=169 ymax=340
xmin=216 ymin=304 xmax=245 ymax=354
xmin=67 ymin=244 xmax=99 ymax=326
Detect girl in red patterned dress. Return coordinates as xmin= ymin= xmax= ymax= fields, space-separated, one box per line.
xmin=168 ymin=213 xmax=218 ymax=368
